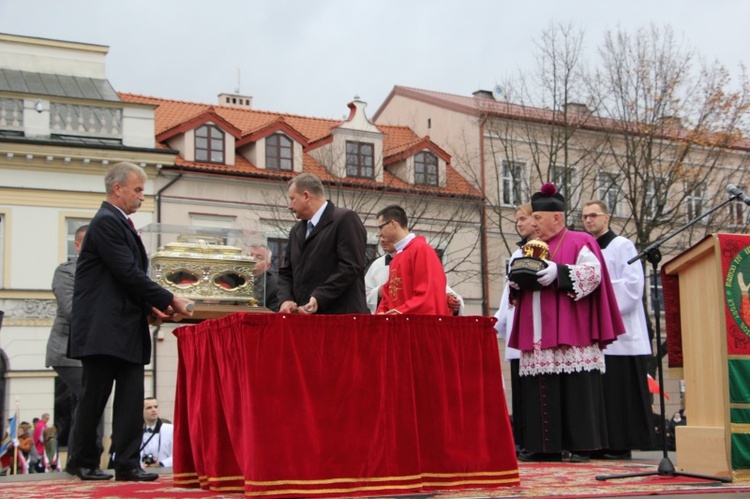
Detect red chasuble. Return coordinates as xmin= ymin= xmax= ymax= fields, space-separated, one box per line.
xmin=377 ymin=235 xmax=451 ymax=315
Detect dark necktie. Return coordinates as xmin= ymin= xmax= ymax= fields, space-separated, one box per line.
xmin=306 ymin=221 xmax=314 ymax=239
xmin=384 ymin=254 xmax=393 ymax=266
xmin=127 ymin=218 xmax=136 ymax=231
xmin=145 ymin=427 xmax=153 ymax=433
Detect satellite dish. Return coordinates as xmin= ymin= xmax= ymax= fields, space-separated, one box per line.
xmin=492 ymin=85 xmax=503 ymax=100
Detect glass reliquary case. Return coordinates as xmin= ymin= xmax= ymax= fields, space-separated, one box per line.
xmin=139 ymin=223 xmax=269 ymax=310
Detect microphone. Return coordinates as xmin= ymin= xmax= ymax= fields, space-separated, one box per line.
xmin=727 ymin=184 xmax=750 ymax=206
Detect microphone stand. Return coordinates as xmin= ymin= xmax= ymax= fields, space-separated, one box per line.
xmin=596 ymin=194 xmax=740 ymax=483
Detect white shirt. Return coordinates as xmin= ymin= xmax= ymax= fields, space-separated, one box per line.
xmin=494 ymin=248 xmax=522 ymax=360
xmin=308 ymin=201 xmax=328 ymax=228
xmin=600 ymin=235 xmax=652 ymax=356
xmin=141 ymin=421 xmax=174 ymax=468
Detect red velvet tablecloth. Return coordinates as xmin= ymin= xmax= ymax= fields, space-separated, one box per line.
xmin=172 ymin=313 xmax=519 ymax=497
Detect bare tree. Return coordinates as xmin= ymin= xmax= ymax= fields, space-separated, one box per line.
xmin=464 ymin=22 xmax=605 ymax=259
xmin=590 ymin=24 xmax=750 ymax=254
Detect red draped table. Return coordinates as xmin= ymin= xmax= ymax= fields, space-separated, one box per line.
xmin=172 ymin=313 xmax=519 ymax=497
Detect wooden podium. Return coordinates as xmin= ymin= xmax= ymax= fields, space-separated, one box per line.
xmin=664 ymin=233 xmax=750 ymax=480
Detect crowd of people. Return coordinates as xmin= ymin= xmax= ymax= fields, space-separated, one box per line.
xmin=4 ymin=167 xmax=661 ymax=478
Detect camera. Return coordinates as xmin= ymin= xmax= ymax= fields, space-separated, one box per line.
xmin=142 ymin=453 xmax=156 ymax=465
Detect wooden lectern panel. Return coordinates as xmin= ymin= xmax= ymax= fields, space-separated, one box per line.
xmin=664 ymin=234 xmax=732 ymax=477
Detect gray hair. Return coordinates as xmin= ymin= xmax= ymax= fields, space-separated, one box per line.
xmin=105 ymin=162 xmax=147 ymax=195
xmin=249 ymin=244 xmax=273 ymax=260
xmin=288 ymin=173 xmax=324 ymax=198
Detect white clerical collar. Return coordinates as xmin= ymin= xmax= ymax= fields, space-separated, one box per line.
xmin=394 ymin=233 xmax=416 ymax=254
xmin=309 ymin=201 xmax=328 ymax=227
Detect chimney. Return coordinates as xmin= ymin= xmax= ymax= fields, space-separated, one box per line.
xmin=563 ymin=102 xmax=589 ymax=114
xmin=218 ymin=93 xmax=253 ymax=109
xmin=472 ymin=90 xmax=495 ymax=100
xmin=657 ymin=115 xmax=683 ymax=129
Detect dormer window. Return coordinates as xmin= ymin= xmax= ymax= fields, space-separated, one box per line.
xmin=195 ymin=124 xmax=224 ymax=163
xmin=266 ymin=133 xmax=293 ymax=171
xmin=346 ymin=141 xmax=374 ymax=178
xmin=415 ymin=151 xmax=438 ymax=186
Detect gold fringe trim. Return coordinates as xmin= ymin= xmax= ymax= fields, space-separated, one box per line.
xmin=244 ymin=469 xmax=519 ymax=486
xmin=243 ymin=478 xmax=520 ymax=497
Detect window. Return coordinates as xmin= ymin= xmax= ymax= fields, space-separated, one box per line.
xmin=685 ymin=183 xmax=705 ymax=221
xmin=729 ymin=203 xmax=747 ymax=226
xmin=550 ymin=165 xmax=576 ymax=205
xmin=414 ymin=151 xmax=438 ymax=186
xmin=268 ymin=238 xmax=289 ymax=273
xmin=502 ymin=160 xmax=526 ymax=205
xmin=645 ymin=178 xmax=669 ymax=220
xmin=66 ymin=218 xmax=90 ymax=261
xmin=434 ymin=247 xmax=445 ymax=263
xmin=597 ymin=172 xmax=620 ymax=216
xmin=266 ymin=133 xmax=293 ymax=171
xmin=195 ymin=125 xmax=225 ymax=163
xmin=728 ymin=201 xmax=747 ymax=227
xmin=365 ymin=244 xmax=379 ymax=267
xmin=648 ymin=271 xmax=663 ymax=315
xmin=346 ymin=141 xmax=374 ymax=178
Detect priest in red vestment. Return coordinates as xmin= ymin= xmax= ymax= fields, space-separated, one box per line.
xmin=375 ymin=205 xmax=451 ymax=315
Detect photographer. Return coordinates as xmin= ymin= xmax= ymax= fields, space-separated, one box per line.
xmin=141 ymin=398 xmax=173 ymax=468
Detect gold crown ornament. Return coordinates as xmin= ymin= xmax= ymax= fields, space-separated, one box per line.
xmin=508 ymin=239 xmax=550 ymax=291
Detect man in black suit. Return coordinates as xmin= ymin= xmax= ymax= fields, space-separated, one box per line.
xmin=66 ymin=162 xmax=193 ymax=482
xmin=278 ymin=173 xmax=368 ymax=314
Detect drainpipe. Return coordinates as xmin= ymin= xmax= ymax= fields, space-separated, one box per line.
xmin=152 ymin=172 xmax=182 ymax=399
xmin=479 ymin=113 xmax=490 ymax=316
xmin=156 ymin=172 xmax=183 ymax=224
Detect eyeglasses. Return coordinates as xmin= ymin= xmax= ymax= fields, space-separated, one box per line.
xmin=377 ymin=220 xmax=392 ymax=231
xmin=582 ymin=213 xmax=606 ymax=220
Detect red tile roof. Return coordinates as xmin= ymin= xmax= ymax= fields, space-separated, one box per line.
xmin=119 ymin=92 xmax=481 ymax=198
xmin=374 ymin=86 xmax=750 ymax=151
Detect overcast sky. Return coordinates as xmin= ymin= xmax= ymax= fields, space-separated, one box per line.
xmin=1 ymin=0 xmax=748 ymax=119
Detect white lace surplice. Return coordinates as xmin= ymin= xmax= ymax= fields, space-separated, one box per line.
xmin=521 ymin=246 xmax=606 ymax=376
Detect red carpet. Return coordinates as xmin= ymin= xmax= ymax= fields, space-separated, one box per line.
xmin=1 ymin=461 xmax=748 ymax=498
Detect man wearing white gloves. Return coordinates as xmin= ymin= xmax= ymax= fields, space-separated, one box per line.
xmin=508 ymin=184 xmax=625 ymax=464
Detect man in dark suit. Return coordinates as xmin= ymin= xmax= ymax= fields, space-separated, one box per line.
xmin=278 ymin=173 xmax=368 ymax=314
xmin=66 ymin=162 xmax=193 ymax=482
xmin=46 ymin=225 xmax=102 ymax=466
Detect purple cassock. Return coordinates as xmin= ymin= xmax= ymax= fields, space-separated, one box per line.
xmin=508 ymin=228 xmax=626 ymax=352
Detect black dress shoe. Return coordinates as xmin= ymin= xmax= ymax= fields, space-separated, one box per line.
xmin=76 ymin=467 xmax=114 ymax=480
xmin=602 ymin=450 xmax=632 ymax=460
xmin=568 ymin=452 xmax=591 ymax=463
xmin=517 ymin=451 xmax=563 ymax=462
xmin=115 ymin=467 xmax=159 ymax=482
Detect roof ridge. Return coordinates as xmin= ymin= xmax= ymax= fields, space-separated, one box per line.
xmin=119 ymin=92 xmax=346 ymax=124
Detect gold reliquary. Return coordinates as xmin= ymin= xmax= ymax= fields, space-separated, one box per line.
xmin=151 ymin=235 xmax=258 ymax=305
